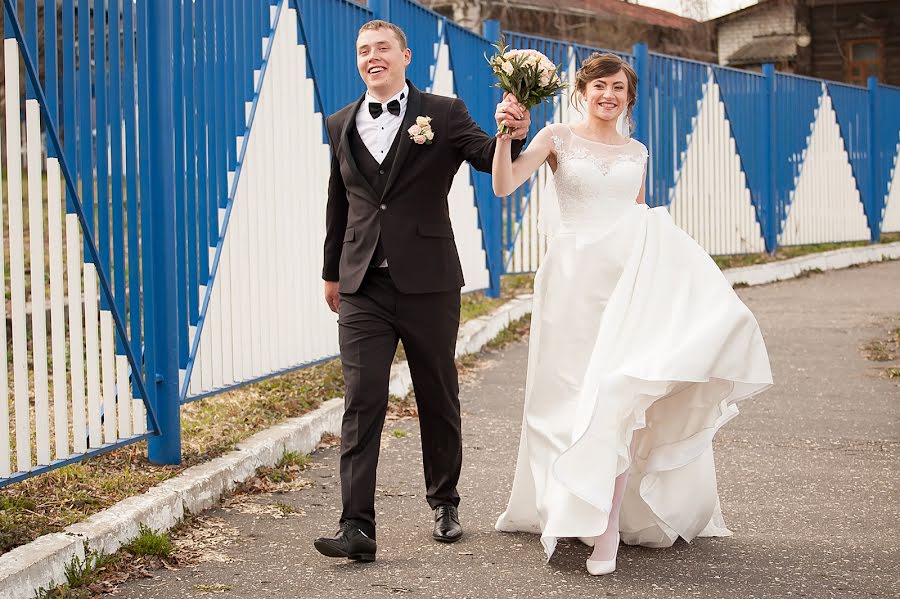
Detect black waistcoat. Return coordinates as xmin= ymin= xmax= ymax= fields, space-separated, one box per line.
xmin=348 ymin=123 xmax=403 ymax=265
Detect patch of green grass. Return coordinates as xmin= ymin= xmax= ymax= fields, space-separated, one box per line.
xmin=390 ymin=429 xmax=407 ymax=439
xmin=123 ymin=524 xmax=173 ymax=558
xmin=486 ymin=314 xmax=532 ymax=351
xmin=501 ymin=273 xmax=536 ymax=296
xmin=32 ymin=550 xmax=116 ymax=599
xmin=460 ymin=292 xmax=504 ymax=321
xmin=460 ymin=273 xmax=535 ymax=325
xmin=63 ymin=551 xmax=115 ymax=589
xmin=0 ymin=496 xmax=36 ymax=511
xmin=276 ymin=451 xmax=310 ymax=470
xmin=242 ymin=450 xmax=312 ymax=488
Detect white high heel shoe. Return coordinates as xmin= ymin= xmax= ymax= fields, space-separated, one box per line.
xmin=585 ymin=533 xmax=619 ymax=576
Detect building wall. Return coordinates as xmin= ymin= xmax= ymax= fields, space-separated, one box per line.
xmin=808 ymin=2 xmax=900 ymax=86
xmin=716 ymin=2 xmax=795 ymax=65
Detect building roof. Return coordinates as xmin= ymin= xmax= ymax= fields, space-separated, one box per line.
xmin=495 ymin=0 xmax=699 ymax=30
xmin=712 ymin=0 xmax=787 ymax=23
xmin=727 ymin=33 xmax=796 ymax=65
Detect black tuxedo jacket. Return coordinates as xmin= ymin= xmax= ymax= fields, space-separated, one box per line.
xmin=322 ymin=81 xmax=523 ymax=295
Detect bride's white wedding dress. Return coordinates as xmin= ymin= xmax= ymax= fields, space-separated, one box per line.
xmin=495 ymin=123 xmax=773 ymax=560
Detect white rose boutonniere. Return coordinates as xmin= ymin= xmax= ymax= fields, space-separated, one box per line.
xmin=408 ymin=116 xmax=434 ymax=145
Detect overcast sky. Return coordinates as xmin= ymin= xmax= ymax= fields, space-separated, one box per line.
xmin=633 ymin=0 xmax=758 ymax=21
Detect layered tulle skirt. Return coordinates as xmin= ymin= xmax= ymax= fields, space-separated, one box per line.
xmin=495 ymin=204 xmax=773 ymax=559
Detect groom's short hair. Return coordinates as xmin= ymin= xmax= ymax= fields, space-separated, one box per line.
xmin=358 ymin=20 xmax=408 ymax=50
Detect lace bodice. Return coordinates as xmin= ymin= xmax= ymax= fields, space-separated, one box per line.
xmin=545 ymin=124 xmax=648 ymax=233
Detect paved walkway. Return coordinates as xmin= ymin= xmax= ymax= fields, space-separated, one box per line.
xmin=118 ymin=261 xmax=900 ymax=599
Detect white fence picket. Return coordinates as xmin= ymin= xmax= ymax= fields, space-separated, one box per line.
xmin=101 ymin=312 xmax=117 ymax=443
xmin=47 ymin=159 xmax=69 ymax=460
xmin=6 ymin=40 xmax=32 ymax=473
xmin=0 ymin=109 xmax=9 ymax=477
xmin=117 ymin=356 xmax=131 ymax=438
xmin=65 ymin=214 xmax=87 ymax=454
xmin=26 ymin=99 xmax=52 ymax=465
xmin=84 ymin=264 xmax=103 ymax=449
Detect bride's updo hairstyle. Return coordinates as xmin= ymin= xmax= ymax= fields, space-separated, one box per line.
xmin=572 ymin=52 xmax=638 ymax=133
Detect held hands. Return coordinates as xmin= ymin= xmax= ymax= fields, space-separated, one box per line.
xmin=495 ymin=93 xmax=531 ymax=141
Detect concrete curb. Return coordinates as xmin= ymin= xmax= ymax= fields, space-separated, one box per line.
xmin=2 ymin=241 xmax=896 ymax=598
xmin=723 ymin=241 xmax=900 ymax=286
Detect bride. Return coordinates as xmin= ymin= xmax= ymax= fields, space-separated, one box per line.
xmin=491 ymin=52 xmax=773 ymax=576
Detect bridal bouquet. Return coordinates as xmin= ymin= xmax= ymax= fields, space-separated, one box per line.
xmin=486 ymin=41 xmax=566 ymax=135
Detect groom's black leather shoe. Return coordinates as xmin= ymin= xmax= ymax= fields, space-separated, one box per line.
xmin=432 ymin=505 xmax=463 ymax=543
xmin=313 ymin=523 xmax=377 ymax=562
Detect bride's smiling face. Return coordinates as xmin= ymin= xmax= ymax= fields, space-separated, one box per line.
xmin=356 ymin=28 xmax=411 ymax=97
xmin=581 ymin=71 xmax=630 ymax=123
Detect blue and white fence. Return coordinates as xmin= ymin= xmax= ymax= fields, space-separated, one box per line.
xmin=1 ymin=0 xmax=898 ymax=488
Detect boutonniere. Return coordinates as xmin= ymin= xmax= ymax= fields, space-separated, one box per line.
xmin=408 ymin=116 xmax=435 ymax=145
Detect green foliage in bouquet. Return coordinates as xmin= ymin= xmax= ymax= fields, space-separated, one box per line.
xmin=486 ymin=39 xmax=567 ymax=134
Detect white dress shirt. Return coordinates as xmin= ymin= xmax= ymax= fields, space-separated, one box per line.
xmin=355 ymin=84 xmax=409 ymax=164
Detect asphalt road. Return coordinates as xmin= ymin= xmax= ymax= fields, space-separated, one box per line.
xmin=116 ymin=261 xmax=900 ymax=599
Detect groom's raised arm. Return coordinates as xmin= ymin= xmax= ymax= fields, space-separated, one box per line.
xmin=447 ymin=98 xmax=525 ymax=174
xmin=322 ymin=117 xmax=348 ymax=282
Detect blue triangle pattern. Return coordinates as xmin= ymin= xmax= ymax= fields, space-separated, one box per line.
xmin=826 ymin=82 xmax=874 ymax=232
xmin=772 ymin=74 xmax=821 ymax=238
xmin=649 ymin=55 xmax=706 ymax=208
xmin=713 ymin=67 xmax=768 ymax=220
xmin=876 ymin=86 xmax=900 ymax=227
xmin=445 ymin=21 xmax=498 ymax=275
xmin=294 ymin=0 xmax=373 ymax=115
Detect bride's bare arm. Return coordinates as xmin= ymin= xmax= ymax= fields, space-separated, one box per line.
xmin=492 ymin=126 xmax=554 ymax=197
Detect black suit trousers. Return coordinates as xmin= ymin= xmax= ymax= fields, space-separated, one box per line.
xmin=337 ymin=267 xmax=462 ymax=538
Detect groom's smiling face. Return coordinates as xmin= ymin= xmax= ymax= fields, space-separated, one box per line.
xmin=356 ymin=27 xmax=411 ymax=100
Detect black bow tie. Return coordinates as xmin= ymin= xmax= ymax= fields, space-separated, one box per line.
xmin=368 ymin=97 xmax=402 ymax=119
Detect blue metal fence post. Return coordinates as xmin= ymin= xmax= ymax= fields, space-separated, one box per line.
xmin=632 ymin=43 xmax=650 ymax=146
xmin=147 ymin=0 xmax=181 ymax=465
xmin=484 ymin=18 xmax=503 ymax=298
xmin=369 ymin=0 xmax=388 ymax=21
xmin=762 ymin=63 xmax=778 ymax=254
xmin=867 ymin=75 xmax=880 ymax=243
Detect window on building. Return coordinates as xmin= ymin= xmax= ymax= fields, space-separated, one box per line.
xmin=845 ymin=39 xmax=883 ymax=85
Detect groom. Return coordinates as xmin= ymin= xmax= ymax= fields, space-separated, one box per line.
xmin=314 ymin=20 xmax=530 ymax=562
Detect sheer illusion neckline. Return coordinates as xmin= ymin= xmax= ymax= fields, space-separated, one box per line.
xmin=566 ymin=124 xmax=632 ymax=148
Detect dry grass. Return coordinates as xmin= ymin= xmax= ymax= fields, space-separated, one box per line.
xmin=712 ymin=232 xmax=900 ymax=270
xmin=860 ymin=317 xmax=900 ymax=382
